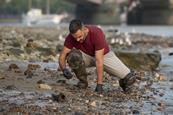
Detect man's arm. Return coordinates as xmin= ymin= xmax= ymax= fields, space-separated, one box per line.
xmin=59 ymin=46 xmax=71 ymax=71
xmin=95 ymin=48 xmax=104 ymax=84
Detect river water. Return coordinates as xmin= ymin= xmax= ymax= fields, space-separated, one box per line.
xmin=1 ymin=22 xmax=173 ymax=37
xmin=103 ymin=25 xmax=173 ymax=37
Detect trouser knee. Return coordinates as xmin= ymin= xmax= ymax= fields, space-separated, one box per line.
xmin=67 ymin=49 xmax=87 ymax=82
xmin=67 ymin=49 xmax=83 ymax=69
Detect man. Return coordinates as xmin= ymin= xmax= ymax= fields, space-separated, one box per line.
xmin=59 ymin=19 xmax=136 ymax=93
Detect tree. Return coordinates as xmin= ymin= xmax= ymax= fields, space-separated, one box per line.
xmin=0 ymin=0 xmax=75 ymax=16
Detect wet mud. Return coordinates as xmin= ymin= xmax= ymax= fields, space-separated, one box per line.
xmin=0 ymin=26 xmax=173 ymax=114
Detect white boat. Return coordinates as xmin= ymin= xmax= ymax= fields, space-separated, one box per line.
xmin=22 ymin=9 xmax=68 ymax=26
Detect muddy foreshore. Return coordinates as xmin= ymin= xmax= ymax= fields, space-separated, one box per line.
xmin=0 ymin=26 xmax=173 ymax=115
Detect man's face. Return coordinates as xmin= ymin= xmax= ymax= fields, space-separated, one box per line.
xmin=72 ymin=29 xmax=85 ymax=43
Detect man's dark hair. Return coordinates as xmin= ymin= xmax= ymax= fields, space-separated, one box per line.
xmin=69 ymin=19 xmax=83 ymax=33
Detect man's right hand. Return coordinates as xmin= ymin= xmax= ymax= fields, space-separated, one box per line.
xmin=95 ymin=84 xmax=103 ymax=94
xmin=63 ymin=68 xmax=73 ymax=79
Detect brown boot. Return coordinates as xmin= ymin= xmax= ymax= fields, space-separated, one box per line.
xmin=119 ymin=71 xmax=136 ymax=92
xmin=67 ymin=49 xmax=88 ymax=89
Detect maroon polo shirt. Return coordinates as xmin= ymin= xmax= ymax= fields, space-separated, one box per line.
xmin=64 ymin=25 xmax=109 ymax=56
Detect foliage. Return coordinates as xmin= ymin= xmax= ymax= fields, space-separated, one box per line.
xmin=0 ymin=0 xmax=75 ymax=16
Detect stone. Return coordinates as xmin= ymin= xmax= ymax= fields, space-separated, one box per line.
xmin=114 ymin=50 xmax=161 ymax=71
xmin=56 ymin=80 xmax=66 ymax=84
xmin=0 ymin=76 xmax=5 ymax=80
xmin=24 ymin=64 xmax=41 ymax=77
xmin=7 ymin=48 xmax=24 ymax=56
xmin=158 ymin=75 xmax=167 ymax=81
xmin=38 ymin=84 xmax=52 ymax=90
xmin=77 ymin=81 xmax=88 ymax=89
xmin=27 ymin=64 xmax=41 ymax=70
xmin=52 ymin=93 xmax=66 ymax=102
xmin=132 ymin=109 xmax=140 ymax=114
xmin=8 ymin=63 xmax=20 ymax=71
xmin=169 ymin=52 xmax=173 ymax=56
xmin=90 ymin=101 xmax=96 ymax=107
xmin=74 ymin=112 xmax=85 ymax=115
xmin=0 ymin=107 xmax=5 ymax=112
xmin=85 ymin=100 xmax=89 ymax=103
xmin=37 ymin=80 xmax=45 ymax=84
xmin=5 ymin=85 xmax=17 ymax=90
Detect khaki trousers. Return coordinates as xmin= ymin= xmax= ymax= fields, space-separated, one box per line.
xmin=81 ymin=51 xmax=130 ymax=79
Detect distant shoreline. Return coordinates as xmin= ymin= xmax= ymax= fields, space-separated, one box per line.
xmin=0 ymin=23 xmax=172 ymax=37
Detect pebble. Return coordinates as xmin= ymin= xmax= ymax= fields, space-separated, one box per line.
xmin=52 ymin=93 xmax=66 ymax=102
xmin=8 ymin=63 xmax=21 ymax=73
xmin=0 ymin=76 xmax=5 ymax=80
xmin=159 ymin=75 xmax=167 ymax=81
xmin=132 ymin=109 xmax=140 ymax=114
xmin=169 ymin=52 xmax=173 ymax=56
xmin=74 ymin=111 xmax=85 ymax=115
xmin=90 ymin=101 xmax=96 ymax=107
xmin=85 ymin=100 xmax=89 ymax=103
xmin=56 ymin=80 xmax=66 ymax=84
xmin=0 ymin=107 xmax=5 ymax=112
xmin=38 ymin=84 xmax=52 ymax=90
xmin=112 ymin=83 xmax=118 ymax=87
xmin=159 ymin=93 xmax=164 ymax=97
xmin=5 ymin=85 xmax=17 ymax=90
xmin=37 ymin=80 xmax=45 ymax=84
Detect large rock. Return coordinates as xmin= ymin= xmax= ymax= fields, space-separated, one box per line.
xmin=115 ymin=50 xmax=161 ymax=71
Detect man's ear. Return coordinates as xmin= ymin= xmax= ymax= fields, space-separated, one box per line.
xmin=83 ymin=26 xmax=89 ymax=33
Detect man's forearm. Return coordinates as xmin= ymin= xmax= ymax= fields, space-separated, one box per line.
xmin=96 ymin=62 xmax=103 ymax=84
xmin=58 ymin=46 xmax=71 ymax=71
xmin=95 ymin=49 xmax=104 ymax=84
xmin=59 ymin=55 xmax=66 ymax=71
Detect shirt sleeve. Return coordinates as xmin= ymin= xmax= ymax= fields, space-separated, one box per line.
xmin=64 ymin=34 xmax=74 ymax=49
xmin=94 ymin=28 xmax=107 ymax=51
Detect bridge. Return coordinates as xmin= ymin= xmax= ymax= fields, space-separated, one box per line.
xmin=127 ymin=0 xmax=173 ymax=25
xmin=66 ymin=0 xmax=173 ymax=25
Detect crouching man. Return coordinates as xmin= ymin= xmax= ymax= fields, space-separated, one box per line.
xmin=58 ymin=19 xmax=136 ymax=93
